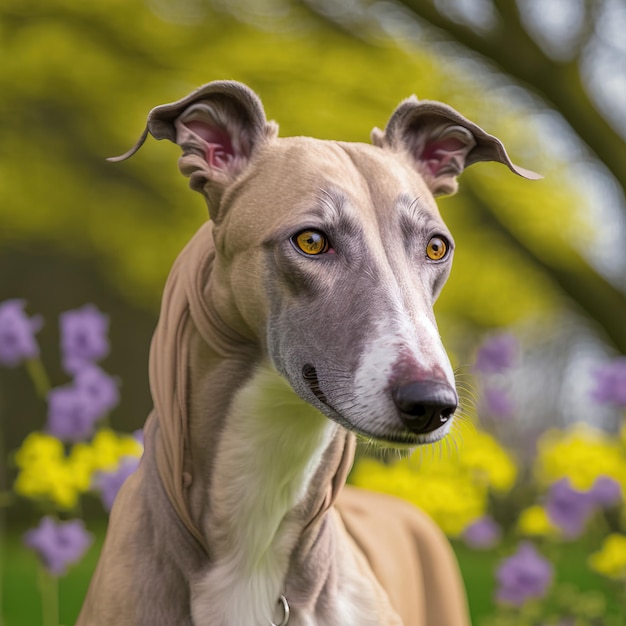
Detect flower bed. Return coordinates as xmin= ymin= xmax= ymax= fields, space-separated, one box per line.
xmin=1 ymin=306 xmax=625 ymax=625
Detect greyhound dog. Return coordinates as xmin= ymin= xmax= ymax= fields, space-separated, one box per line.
xmin=77 ymin=81 xmax=539 ymax=626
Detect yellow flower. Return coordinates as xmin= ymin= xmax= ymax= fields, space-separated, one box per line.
xmin=14 ymin=432 xmax=64 ymax=468
xmin=588 ymin=534 xmax=626 ymax=580
xmin=535 ymin=423 xmax=626 ymax=492
xmin=408 ymin=474 xmax=486 ymax=536
xmin=90 ymin=429 xmax=125 ymax=471
xmin=349 ymin=425 xmax=517 ymax=537
xmin=67 ymin=443 xmax=97 ymax=492
xmin=116 ymin=433 xmax=143 ymax=459
xmin=13 ymin=428 xmax=143 ymax=509
xmin=457 ymin=429 xmax=517 ymax=492
xmin=13 ymin=465 xmax=48 ymax=499
xmin=14 ymin=452 xmax=81 ymax=509
xmin=90 ymin=429 xmax=142 ymax=472
xmin=517 ymin=505 xmax=558 ymax=537
xmin=44 ymin=462 xmax=82 ymax=509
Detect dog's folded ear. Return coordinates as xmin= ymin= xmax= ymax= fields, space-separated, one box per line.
xmin=109 ymin=80 xmax=278 ymax=211
xmin=371 ymin=96 xmax=541 ymax=196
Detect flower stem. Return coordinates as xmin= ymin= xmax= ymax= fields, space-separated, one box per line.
xmin=38 ymin=566 xmax=59 ymax=626
xmin=25 ymin=358 xmax=51 ymax=399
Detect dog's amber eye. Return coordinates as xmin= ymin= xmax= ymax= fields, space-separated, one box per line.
xmin=293 ymin=230 xmax=330 ymax=256
xmin=426 ymin=236 xmax=448 ymax=261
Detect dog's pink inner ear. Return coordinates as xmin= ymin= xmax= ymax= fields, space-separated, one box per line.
xmin=419 ymin=136 xmax=468 ymax=176
xmin=408 ymin=124 xmax=477 ymax=195
xmin=183 ymin=120 xmax=237 ymax=170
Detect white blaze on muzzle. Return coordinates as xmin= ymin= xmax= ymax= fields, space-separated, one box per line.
xmin=350 ymin=306 xmax=456 ymax=441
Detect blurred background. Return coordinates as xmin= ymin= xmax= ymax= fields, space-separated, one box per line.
xmin=1 ymin=0 xmax=625 ymax=624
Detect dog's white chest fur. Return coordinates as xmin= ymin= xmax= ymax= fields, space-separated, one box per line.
xmin=190 ymin=363 xmax=337 ymax=626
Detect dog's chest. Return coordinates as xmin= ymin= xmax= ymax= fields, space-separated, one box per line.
xmin=190 ymin=364 xmax=338 ymax=625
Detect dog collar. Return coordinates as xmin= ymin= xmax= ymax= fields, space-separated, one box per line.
xmin=270 ymin=595 xmax=290 ymax=626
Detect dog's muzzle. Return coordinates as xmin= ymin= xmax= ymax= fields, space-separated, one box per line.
xmin=392 ymin=380 xmax=457 ymax=435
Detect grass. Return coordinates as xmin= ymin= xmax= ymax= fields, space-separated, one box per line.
xmin=454 ymin=540 xmax=626 ymax=624
xmin=2 ymin=523 xmax=105 ymax=626
xmin=1 ymin=526 xmax=624 ymax=625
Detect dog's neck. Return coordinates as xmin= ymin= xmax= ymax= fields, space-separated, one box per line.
xmin=184 ymin=326 xmax=353 ymax=625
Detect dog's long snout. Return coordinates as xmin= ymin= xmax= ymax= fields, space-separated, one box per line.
xmin=393 ymin=380 xmax=457 ymax=434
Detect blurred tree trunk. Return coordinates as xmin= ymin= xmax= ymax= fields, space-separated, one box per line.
xmin=463 ymin=182 xmax=626 ymax=352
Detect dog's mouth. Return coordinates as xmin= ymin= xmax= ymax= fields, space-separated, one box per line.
xmin=350 ymin=422 xmax=451 ymax=448
xmin=301 ymin=363 xmax=452 ymax=447
xmin=302 ymin=363 xmax=329 ymax=404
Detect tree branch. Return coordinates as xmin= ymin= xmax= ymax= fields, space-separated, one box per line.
xmin=393 ymin=0 xmax=626 ymax=194
xmin=463 ymin=181 xmax=626 ymax=352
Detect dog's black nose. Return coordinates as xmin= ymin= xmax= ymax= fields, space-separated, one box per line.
xmin=393 ymin=380 xmax=457 ymax=434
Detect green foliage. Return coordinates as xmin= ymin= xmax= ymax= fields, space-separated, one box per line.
xmin=1 ymin=0 xmax=589 ymax=331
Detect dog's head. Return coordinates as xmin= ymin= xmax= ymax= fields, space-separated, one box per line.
xmin=115 ymin=81 xmax=539 ymax=446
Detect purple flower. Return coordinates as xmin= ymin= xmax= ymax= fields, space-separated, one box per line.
xmin=47 ymin=385 xmax=97 ymax=442
xmin=47 ymin=365 xmax=119 ymax=442
xmin=0 ymin=300 xmax=43 ymax=367
xmin=23 ymin=516 xmax=93 ymax=576
xmin=590 ymin=358 xmax=626 ymax=407
xmin=474 ymin=333 xmax=519 ymax=374
xmin=482 ymin=386 xmax=516 ymax=419
xmin=589 ymin=476 xmax=622 ymax=508
xmin=60 ymin=304 xmax=109 ymax=374
xmin=97 ymin=456 xmax=140 ymax=511
xmin=463 ymin=516 xmax=501 ymax=550
xmin=74 ymin=364 xmax=120 ymax=417
xmin=545 ymin=478 xmax=594 ymax=539
xmin=495 ymin=542 xmax=553 ymax=607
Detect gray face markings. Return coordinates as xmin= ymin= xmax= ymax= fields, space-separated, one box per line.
xmin=262 ymin=146 xmax=456 ymax=444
